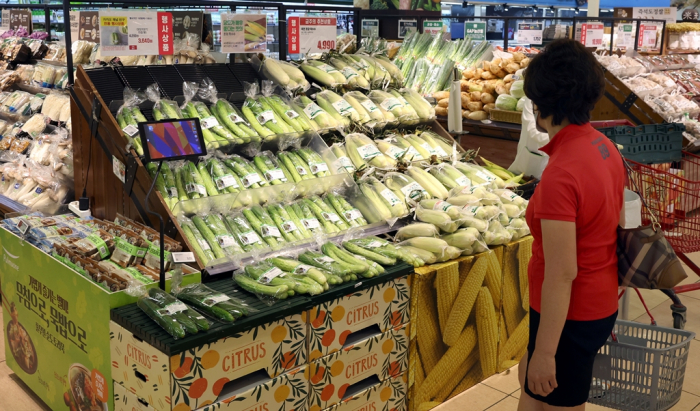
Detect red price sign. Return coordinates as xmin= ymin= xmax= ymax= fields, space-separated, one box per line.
xmin=638 ymin=24 xmax=658 ymax=49
xmin=288 ymin=16 xmax=337 ymax=54
xmin=580 ymin=23 xmax=604 ymax=48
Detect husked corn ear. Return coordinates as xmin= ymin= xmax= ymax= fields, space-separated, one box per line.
xmin=443 ymin=256 xmax=488 ymax=346
xmin=417 ymin=325 xmax=477 ymax=403
xmin=476 ymin=287 xmax=499 ymax=377
xmin=448 ymin=364 xmax=482 ymax=400
xmin=496 ymin=310 xmax=509 ymax=371
xmin=518 ymin=239 xmax=532 ymax=311
xmin=499 ymin=313 xmax=529 ymax=364
xmin=500 ymin=360 xmax=520 ymax=370
xmin=416 ymin=274 xmax=445 ymax=373
xmin=415 ymin=351 xmax=426 ymax=390
xmin=417 ymin=402 xmax=441 ymax=411
xmin=485 ymin=250 xmax=503 ymax=310
xmin=503 ymin=245 xmax=524 ymax=335
xmin=458 ymin=256 xmax=475 ymax=286
xmin=434 ymin=348 xmax=480 ymax=402
xmin=436 ymin=264 xmax=460 ymax=332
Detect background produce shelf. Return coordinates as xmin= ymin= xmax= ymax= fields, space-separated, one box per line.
xmin=110 ymin=263 xmax=413 ymax=356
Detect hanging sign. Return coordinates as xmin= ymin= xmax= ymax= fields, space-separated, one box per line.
xmin=616 ymin=23 xmax=634 ymax=48
xmin=288 ymin=16 xmax=337 ymax=55
xmin=0 ymin=10 xmax=9 ymax=32
xmin=464 ymin=22 xmax=486 ymax=41
xmin=580 ymin=23 xmax=604 ymax=48
xmin=69 ymin=11 xmax=80 ymax=41
xmin=517 ymin=22 xmax=543 ymax=45
xmin=221 ymin=13 xmax=267 ymax=53
xmin=423 ymin=20 xmax=443 ymax=36
xmin=362 ymin=19 xmax=379 ymax=37
xmin=171 ymin=10 xmax=203 ymax=42
xmin=638 ymin=24 xmax=658 ymax=49
xmin=99 ymin=10 xmax=173 ymax=55
xmin=8 ymin=10 xmax=32 ymax=33
xmin=78 ymin=11 xmax=100 ymax=42
xmin=398 ymin=19 xmax=417 ymax=39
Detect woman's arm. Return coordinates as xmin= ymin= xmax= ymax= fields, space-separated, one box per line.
xmin=527 ymin=219 xmax=578 ymax=397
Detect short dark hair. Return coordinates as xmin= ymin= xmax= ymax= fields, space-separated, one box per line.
xmin=523 ymin=39 xmax=605 ymax=126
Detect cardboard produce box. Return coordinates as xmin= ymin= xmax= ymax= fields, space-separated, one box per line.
xmin=307 ymin=275 xmax=410 ymax=362
xmin=110 ymin=311 xmax=307 ymax=410
xmin=114 ymin=381 xmax=156 ymax=411
xmin=327 ymin=372 xmax=408 ymax=411
xmin=308 ymin=323 xmax=409 ymax=411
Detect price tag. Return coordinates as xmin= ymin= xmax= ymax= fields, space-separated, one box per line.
xmin=215 ymin=174 xmax=239 ymax=190
xmin=341 ymin=67 xmax=358 ymax=79
xmin=321 ymin=212 xmax=340 ymax=222
xmin=380 ymin=98 xmax=402 ymax=112
xmin=401 ymin=182 xmax=427 ymax=201
xmin=241 ymin=172 xmax=262 ymax=188
xmin=159 ymin=302 xmax=187 ymax=315
xmin=315 ymin=256 xmax=336 ymax=264
xmin=203 ymin=294 xmax=230 ymax=306
xmin=200 ymin=116 xmax=220 ymax=130
xmin=309 ymin=162 xmax=329 ymax=175
xmin=384 ymin=144 xmax=407 ymax=159
xmin=122 ymin=124 xmax=139 ymax=137
xmin=172 ymin=251 xmax=196 ymax=263
xmin=285 ymin=110 xmax=300 ymax=119
xmin=343 ymin=209 xmax=363 ymax=221
xmin=16 ymin=219 xmax=29 ymax=235
xmin=265 ymin=169 xmax=287 ymax=182
xmin=462 ymin=205 xmax=480 ymax=217
xmin=332 ymin=99 xmax=355 ymax=117
xmin=405 ymin=146 xmax=423 ymax=160
xmin=463 ymin=22 xmax=486 ymax=41
xmin=366 ymin=240 xmax=385 ymax=248
xmin=217 ymin=235 xmax=237 ymax=248
xmin=100 ymin=10 xmax=173 ymax=56
xmin=423 ymin=20 xmax=443 ymax=36
xmin=220 ymin=13 xmax=267 ymax=53
xmin=295 ymin=166 xmax=308 ymax=176
xmin=197 ymin=238 xmax=211 ymax=251
xmin=294 ymin=264 xmax=314 ymax=274
xmin=302 ymin=218 xmax=321 ymax=229
xmin=288 ymin=16 xmax=337 ymax=54
xmin=281 ymin=220 xmax=298 ymax=233
xmin=455 ymin=175 xmax=471 ymax=187
xmin=499 ymin=189 xmax=519 ymax=202
xmin=357 ymin=144 xmax=381 ymax=160
xmin=580 ymin=23 xmax=604 ymax=48
xmin=380 ymin=189 xmax=402 ymax=207
xmin=361 ymin=19 xmax=379 ymax=37
xmin=336 ymin=156 xmax=354 ymax=173
xmin=239 ymin=231 xmax=261 ymax=245
xmin=261 ymin=225 xmax=282 ymax=238
xmin=616 ymin=23 xmax=634 ymax=48
xmin=638 ymin=24 xmax=658 ymax=49
xmin=517 ymin=22 xmax=543 ymax=45
xmin=257 ymin=110 xmax=276 ymax=125
xmin=229 ymin=113 xmax=246 ymax=123
xmin=259 ymin=267 xmax=284 ymax=284
xmin=304 ymin=102 xmax=324 ymax=119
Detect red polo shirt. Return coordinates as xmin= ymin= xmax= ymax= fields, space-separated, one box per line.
xmin=526 ymin=123 xmax=624 ymax=321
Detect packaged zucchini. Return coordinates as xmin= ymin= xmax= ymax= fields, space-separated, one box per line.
xmin=174 ymin=283 xmax=253 ymax=323
xmin=136 ymin=287 xmax=207 ymax=339
xmin=199 ymin=77 xmax=260 ymax=143
xmin=233 ymin=259 xmax=299 ymax=305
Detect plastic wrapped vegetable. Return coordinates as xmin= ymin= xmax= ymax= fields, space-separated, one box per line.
xmin=295 ymin=147 xmax=331 ymax=177
xmin=243 ymin=205 xmax=287 ymax=249
xmin=199 ymin=78 xmax=260 ymax=143
xmin=137 ymin=287 xmax=202 ymax=338
xmin=146 ymin=83 xmax=182 ymax=120
xmin=241 ymin=81 xmax=293 ymax=138
xmin=180 ymin=81 xmax=237 ymax=149
xmin=179 ymin=216 xmax=215 ymax=266
xmin=223 ymin=212 xmax=268 ymax=253
xmin=174 ymin=283 xmax=251 ymax=322
xmin=292 ymin=95 xmax=339 ymax=131
xmin=299 ymin=59 xmax=348 ymax=88
xmin=115 ymin=87 xmax=146 ymax=155
xmin=254 ymin=151 xmax=289 ymax=185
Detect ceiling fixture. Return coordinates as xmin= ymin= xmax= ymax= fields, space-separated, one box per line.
xmin=462 ymin=1 xmax=468 ymax=7
xmin=575 ymin=7 xmax=579 ymax=14
xmin=550 ymin=5 xmax=555 ymax=11
xmin=532 ymin=5 xmax=538 ymax=12
xmin=503 ymin=3 xmax=509 ymax=11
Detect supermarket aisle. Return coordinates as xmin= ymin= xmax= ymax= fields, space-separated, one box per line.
xmin=4 ymin=257 xmax=700 ymax=411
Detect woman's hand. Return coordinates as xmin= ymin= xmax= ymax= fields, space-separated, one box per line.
xmin=527 ymin=350 xmax=557 ymax=397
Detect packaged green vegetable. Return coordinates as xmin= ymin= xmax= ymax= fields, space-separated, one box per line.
xmin=233 ymin=260 xmax=296 ymax=305
xmin=174 ymin=283 xmax=253 ymax=322
xmin=137 ymin=287 xmax=200 ymax=339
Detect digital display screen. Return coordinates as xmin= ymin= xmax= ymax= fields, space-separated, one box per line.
xmin=138 ymin=118 xmax=206 ymax=162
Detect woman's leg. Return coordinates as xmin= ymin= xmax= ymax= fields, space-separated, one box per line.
xmin=517 ymin=352 xmax=544 ymax=411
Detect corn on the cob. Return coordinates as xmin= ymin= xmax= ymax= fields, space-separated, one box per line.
xmin=518 ymin=239 xmax=532 ymax=311
xmin=485 ymin=251 xmax=503 ymax=311
xmin=413 ymin=342 xmax=426 ymax=390
xmin=417 ymin=325 xmax=477 ymax=403
xmin=443 ymin=256 xmax=488 ymax=346
xmin=503 ymin=245 xmax=524 ymax=335
xmin=496 ymin=310 xmax=509 ymax=372
xmin=500 ymin=360 xmax=520 ymax=370
xmin=458 ymin=256 xmax=475 ymax=286
xmin=417 ymin=402 xmax=441 ymax=411
xmin=498 ymin=312 xmax=529 ymax=364
xmin=476 ymin=287 xmax=499 ymax=377
xmin=434 ymin=348 xmax=480 ymax=402
xmin=436 ymin=264 xmax=460 ymax=333
xmin=416 ymin=274 xmax=445 ymax=374
xmin=448 ymin=364 xmax=482 ymax=400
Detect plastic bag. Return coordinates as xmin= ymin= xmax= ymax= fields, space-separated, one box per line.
xmin=137 ymin=287 xmax=203 ymax=339
xmin=181 ymin=81 xmax=236 ymax=150
xmin=145 ymin=83 xmax=182 ymax=119
xmin=329 ymin=143 xmax=355 ymax=174
xmin=415 ymin=200 xmax=463 ymax=233
xmin=222 ymin=211 xmax=268 ymax=253
xmin=384 ymin=172 xmax=430 ymax=204
xmin=198 ymin=78 xmax=260 ymax=143
xmin=174 ymin=282 xmax=252 ymax=322
xmin=233 ymin=260 xmax=297 ymax=305
xmin=291 ymin=95 xmax=339 ymax=132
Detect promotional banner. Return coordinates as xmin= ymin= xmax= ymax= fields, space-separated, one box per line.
xmin=638 ymin=23 xmax=658 ymax=49
xmin=614 ymin=7 xmax=675 ymax=24
xmin=464 ymin=22 xmax=486 ymax=41
xmin=517 ymin=22 xmax=543 ymax=45
xmin=423 ymin=20 xmax=443 ymax=36
xmin=99 ymin=10 xmax=173 ymax=55
xmin=78 ymin=11 xmax=100 ymax=42
xmin=288 ymin=16 xmax=336 ymax=55
xmin=221 ymin=13 xmax=267 ymax=53
xmin=362 ymin=19 xmax=379 ymax=37
xmin=171 ymin=10 xmax=203 ymax=41
xmin=398 ymin=19 xmax=417 ymax=38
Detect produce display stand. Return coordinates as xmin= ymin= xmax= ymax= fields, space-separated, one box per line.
xmin=0 ymin=226 xmax=201 ymax=411
xmin=407 ymin=236 xmax=532 ymax=411
xmin=592 ymin=68 xmax=666 ymax=126
xmin=110 ymin=263 xmax=413 ymax=411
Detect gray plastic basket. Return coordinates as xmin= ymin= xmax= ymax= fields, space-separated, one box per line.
xmin=589 ymin=320 xmax=695 ymax=411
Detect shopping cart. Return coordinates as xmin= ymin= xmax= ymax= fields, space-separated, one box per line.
xmin=625 ymin=150 xmax=700 ymax=329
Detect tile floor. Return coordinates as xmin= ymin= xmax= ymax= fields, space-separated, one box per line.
xmin=5 ymin=255 xmax=700 ymax=411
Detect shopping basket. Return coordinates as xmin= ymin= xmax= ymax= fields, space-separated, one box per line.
xmin=588 ymin=319 xmax=694 ymax=411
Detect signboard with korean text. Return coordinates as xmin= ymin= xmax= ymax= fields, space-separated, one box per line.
xmin=9 ymin=10 xmax=32 ymax=33
xmin=362 ymin=19 xmax=379 ymax=37
xmin=171 ymin=10 xmax=203 ymax=42
xmin=517 ymin=22 xmax=543 ymax=45
xmin=288 ymin=16 xmax=337 ymax=55
xmin=638 ymin=23 xmax=658 ymax=49
xmin=78 ymin=11 xmax=100 ymax=42
xmin=398 ymin=19 xmax=417 ymax=39
xmin=464 ymin=22 xmax=486 ymax=41
xmin=69 ymin=11 xmax=79 ymax=42
xmin=580 ymin=23 xmax=604 ymax=48
xmin=633 ymin=7 xmax=675 ymax=24
xmin=0 ymin=228 xmax=201 ymax=411
xmin=99 ymin=10 xmax=173 ymax=56
xmin=423 ymin=20 xmax=443 ymax=36
xmin=616 ymin=23 xmax=634 ymax=48
xmin=221 ymin=13 xmax=267 ymax=53
xmin=1 ymin=10 xmax=11 ymax=32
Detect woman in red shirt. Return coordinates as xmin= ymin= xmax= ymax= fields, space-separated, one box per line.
xmin=517 ymin=39 xmax=625 ymax=410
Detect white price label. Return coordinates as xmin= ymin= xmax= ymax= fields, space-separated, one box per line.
xmin=201 ymin=116 xmax=220 ymax=130
xmin=160 ymin=302 xmax=187 ymax=315
xmin=321 ymin=212 xmax=340 ymax=222
xmin=295 ymin=166 xmax=308 ymax=176
xmin=405 ymin=146 xmax=422 ymax=160
xmin=317 ymin=63 xmax=338 ymax=73
xmin=366 ymin=240 xmax=385 ymax=248
xmin=517 ymin=22 xmax=543 ymax=45
xmin=581 ymin=23 xmax=604 ymax=48
xmin=239 ymin=231 xmax=261 ymax=245
xmin=281 ymin=220 xmax=298 ymax=233
xmin=123 ymin=124 xmax=139 ymax=137
xmin=261 ymin=225 xmax=282 ymax=238
xmin=215 ymin=174 xmax=239 ymax=190
xmin=432 ymin=200 xmax=452 ymax=212
xmin=257 ymin=110 xmax=276 ymax=125
xmin=343 ymin=209 xmax=363 ymax=221
xmin=380 ymin=189 xmax=402 ymax=207
xmin=197 ymin=238 xmax=211 ymax=251
xmin=100 ymin=10 xmax=173 ymax=56
xmin=357 ymin=144 xmax=381 ymax=160
xmin=286 ymin=110 xmax=300 ymax=119
xmin=302 ymin=218 xmax=320 ymax=229
xmin=168 ymin=187 xmax=178 ymax=198
xmin=474 ymin=170 xmax=495 ymax=182
xmin=499 ymin=190 xmax=519 ymax=202
xmin=259 ymin=267 xmax=284 ymax=284
xmin=203 ymin=294 xmax=230 ymax=306
xmin=229 ymin=113 xmax=246 ymax=123
xmin=332 ymin=99 xmax=355 ymax=117
xmin=310 ymin=162 xmax=329 ymax=175
xmin=455 ymin=176 xmax=471 ymax=187
xmin=217 ymin=235 xmax=237 ymax=248
xmin=303 ymin=102 xmax=324 ymax=119
xmin=341 ymin=67 xmax=358 ymax=79
xmin=172 ymin=251 xmax=196 ymax=263
xmin=336 ymin=156 xmax=354 ymax=171
xmin=434 ymin=146 xmax=449 ymax=158
xmin=463 ymin=205 xmax=480 ymax=216
xmin=315 ymin=256 xmax=336 ymax=264
xmin=360 ymin=99 xmax=379 ymax=113
xmin=421 ymin=142 xmax=438 ymax=156
xmin=265 ymin=169 xmax=287 ymax=182
xmin=384 ymin=144 xmax=407 ymax=159
xmin=401 ymin=182 xmax=427 ymax=201
xmin=241 ymin=172 xmax=262 ymax=188
xmin=294 ymin=264 xmax=314 ymax=274
xmin=380 ymin=98 xmax=402 ymax=111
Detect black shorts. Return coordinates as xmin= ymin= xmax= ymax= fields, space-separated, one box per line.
xmin=524 ymin=307 xmax=617 ymax=407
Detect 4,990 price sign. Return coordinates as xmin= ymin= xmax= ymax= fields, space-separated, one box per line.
xmin=288 ymin=16 xmax=337 ymax=54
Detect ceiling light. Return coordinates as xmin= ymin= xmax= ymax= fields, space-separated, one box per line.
xmin=504 ymin=3 xmax=509 ymax=11
xmin=462 ymin=1 xmax=468 ymax=7
xmin=574 ymin=7 xmax=579 ymax=14
xmin=533 ymin=5 xmax=538 ymax=11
